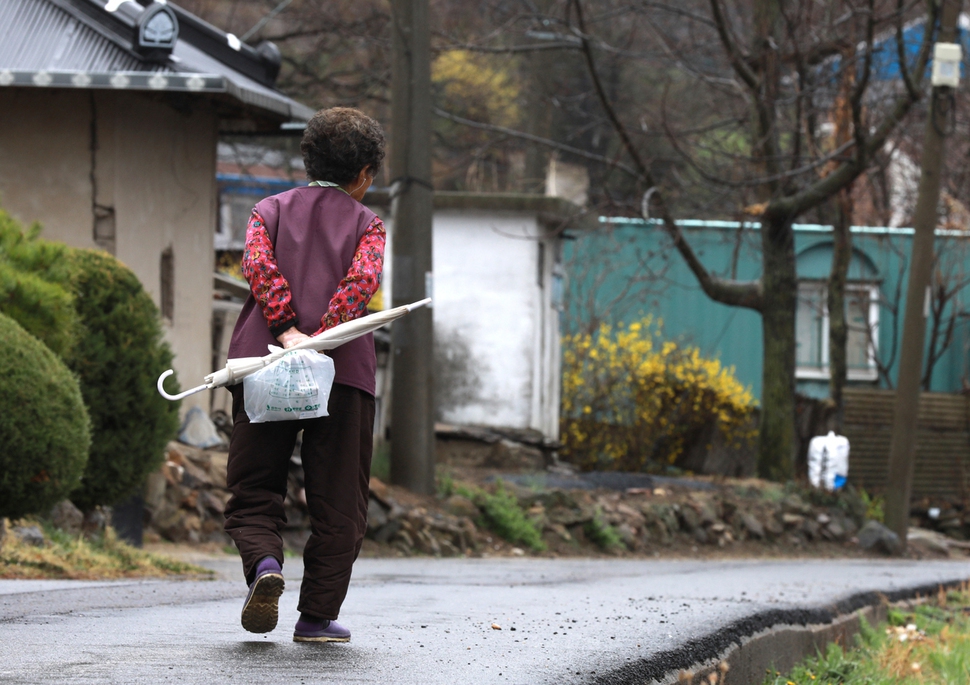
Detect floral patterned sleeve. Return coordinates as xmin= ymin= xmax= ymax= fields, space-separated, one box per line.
xmin=241 ymin=209 xmax=299 ymax=337
xmin=314 ymin=216 xmax=386 ymax=334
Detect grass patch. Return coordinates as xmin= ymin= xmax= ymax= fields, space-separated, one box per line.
xmin=371 ymin=441 xmax=391 ymax=482
xmin=765 ymin=585 xmax=970 ymax=685
xmin=0 ymin=520 xmax=213 ymax=580
xmin=584 ymin=510 xmax=624 ymax=550
xmin=436 ymin=467 xmax=455 ymax=498
xmin=457 ymin=481 xmax=546 ymax=552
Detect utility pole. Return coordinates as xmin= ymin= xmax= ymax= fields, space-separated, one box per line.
xmin=389 ymin=0 xmax=435 ymax=494
xmin=884 ymin=0 xmax=963 ymax=545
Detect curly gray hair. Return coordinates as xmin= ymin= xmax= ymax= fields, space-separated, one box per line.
xmin=300 ymin=107 xmax=386 ymax=185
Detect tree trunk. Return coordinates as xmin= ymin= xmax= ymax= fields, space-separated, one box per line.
xmin=758 ymin=216 xmax=798 ymax=480
xmin=827 ymin=192 xmax=852 ymax=431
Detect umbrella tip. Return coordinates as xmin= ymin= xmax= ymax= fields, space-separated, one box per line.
xmin=406 ymin=298 xmax=433 ymax=311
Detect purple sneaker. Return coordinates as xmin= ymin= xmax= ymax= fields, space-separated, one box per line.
xmin=240 ymin=556 xmax=284 ymax=633
xmin=293 ymin=616 xmax=351 ymax=643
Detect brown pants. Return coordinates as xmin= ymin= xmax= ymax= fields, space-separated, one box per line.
xmin=224 ymin=382 xmax=374 ymax=620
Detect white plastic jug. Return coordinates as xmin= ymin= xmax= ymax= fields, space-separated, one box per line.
xmin=807 ymin=431 xmax=850 ymax=491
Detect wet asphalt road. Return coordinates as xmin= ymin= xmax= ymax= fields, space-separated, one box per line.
xmin=1 ymin=557 xmax=968 ymax=684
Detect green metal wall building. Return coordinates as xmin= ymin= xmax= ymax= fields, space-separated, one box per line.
xmin=565 ymin=218 xmax=970 ymax=401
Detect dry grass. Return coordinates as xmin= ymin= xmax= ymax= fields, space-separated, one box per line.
xmin=0 ymin=521 xmax=214 ymax=580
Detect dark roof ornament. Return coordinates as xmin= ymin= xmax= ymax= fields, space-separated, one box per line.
xmin=136 ymin=2 xmax=178 ymax=61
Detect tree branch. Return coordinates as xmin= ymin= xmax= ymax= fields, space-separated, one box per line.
xmin=570 ymin=0 xmax=761 ymax=311
xmin=432 ymin=107 xmax=642 ymax=178
xmin=765 ymin=1 xmax=936 ymax=221
xmin=708 ymin=0 xmax=760 ymax=90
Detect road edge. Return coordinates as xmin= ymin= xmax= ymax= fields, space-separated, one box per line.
xmin=591 ymin=576 xmax=969 ymax=685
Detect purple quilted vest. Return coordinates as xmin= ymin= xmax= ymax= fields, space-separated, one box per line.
xmin=228 ymin=186 xmax=379 ymax=396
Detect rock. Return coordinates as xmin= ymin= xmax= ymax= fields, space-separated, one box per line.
xmin=144 ymin=471 xmax=168 ymax=511
xmin=414 ymin=528 xmax=441 ymax=556
xmin=857 ymin=520 xmax=902 ymax=555
xmin=182 ymin=490 xmax=199 ymax=510
xmin=781 ymin=494 xmax=810 ymax=515
xmin=764 ymin=514 xmax=784 ymax=537
xmin=208 ymin=453 xmax=229 ymax=489
xmin=369 ymin=476 xmax=389 ymax=503
xmin=653 ymin=504 xmax=680 ymax=535
xmin=740 ymin=513 xmax=765 ymax=539
xmin=162 ymin=460 xmax=184 ymax=486
xmin=374 ymin=519 xmax=402 ymax=544
xmin=615 ymin=503 xmax=646 ymax=529
xmin=678 ymin=506 xmax=701 ymax=533
xmin=82 ymin=507 xmax=109 ymax=537
xmin=547 ymin=522 xmax=572 ymax=542
xmin=49 ymin=500 xmax=83 ymax=535
xmin=179 ymin=459 xmax=212 ymax=489
xmin=694 ymin=499 xmax=719 ymax=526
xmin=484 ymin=439 xmax=545 ymax=470
xmin=782 ymin=513 xmax=805 ymax=527
xmin=178 ymin=406 xmax=227 ymax=449
xmin=547 ymin=504 xmax=592 ymax=526
xmin=907 ymin=528 xmax=952 ymax=557
xmin=616 ymin=523 xmax=639 ymax=550
xmin=823 ymin=520 xmax=846 ymax=541
xmin=13 ymin=525 xmax=45 ymax=547
xmin=801 ymin=518 xmax=821 ymax=540
xmin=367 ymin=498 xmax=389 ymax=534
xmin=444 ymin=494 xmax=479 ymax=519
xmin=199 ymin=490 xmax=226 ymax=515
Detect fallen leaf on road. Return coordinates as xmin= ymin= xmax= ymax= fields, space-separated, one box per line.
xmin=491 ymin=623 xmax=501 ymax=630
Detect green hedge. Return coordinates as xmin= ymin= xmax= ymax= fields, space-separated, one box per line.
xmin=0 ymin=210 xmax=80 ymax=358
xmin=0 ymin=209 xmax=180 ymax=512
xmin=65 ymin=249 xmax=180 ymax=511
xmin=0 ymin=313 xmax=90 ymax=519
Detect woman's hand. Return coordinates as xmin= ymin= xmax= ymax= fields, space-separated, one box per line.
xmin=277 ymin=327 xmax=311 ymax=349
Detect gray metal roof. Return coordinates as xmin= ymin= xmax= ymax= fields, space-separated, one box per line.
xmin=0 ymin=0 xmax=314 ymax=123
xmin=0 ymin=0 xmax=149 ymax=73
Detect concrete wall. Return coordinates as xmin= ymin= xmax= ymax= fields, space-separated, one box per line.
xmin=375 ymin=205 xmax=562 ymax=438
xmin=0 ymin=88 xmax=218 ymax=414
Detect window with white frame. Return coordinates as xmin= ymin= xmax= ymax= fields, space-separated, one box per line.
xmin=795 ymin=281 xmax=879 ymax=380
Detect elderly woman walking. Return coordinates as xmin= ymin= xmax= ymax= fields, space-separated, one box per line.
xmin=223 ymin=107 xmax=386 ymax=643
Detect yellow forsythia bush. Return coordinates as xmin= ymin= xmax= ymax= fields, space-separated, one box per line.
xmin=561 ymin=318 xmax=756 ymax=472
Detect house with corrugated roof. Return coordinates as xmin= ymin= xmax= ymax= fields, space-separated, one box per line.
xmin=0 ymin=0 xmax=313 ymax=410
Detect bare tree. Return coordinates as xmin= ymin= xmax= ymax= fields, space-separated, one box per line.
xmin=513 ymin=0 xmax=937 ymax=479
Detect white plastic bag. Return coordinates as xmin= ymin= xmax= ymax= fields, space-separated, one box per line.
xmin=243 ymin=350 xmax=335 ymax=423
xmin=807 ymin=431 xmax=850 ymax=491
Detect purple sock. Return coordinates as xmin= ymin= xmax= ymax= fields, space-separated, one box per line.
xmin=296 ymin=613 xmax=330 ymax=630
xmin=254 ymin=556 xmax=281 ymax=578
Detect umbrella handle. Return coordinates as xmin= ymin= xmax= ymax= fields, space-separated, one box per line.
xmin=156 ymin=369 xmax=209 ymax=401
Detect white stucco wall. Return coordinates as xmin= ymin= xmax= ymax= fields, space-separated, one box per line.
xmin=0 ymin=88 xmax=217 ymax=414
xmin=433 ymin=210 xmax=541 ymax=429
xmin=375 ymin=204 xmax=562 ymax=438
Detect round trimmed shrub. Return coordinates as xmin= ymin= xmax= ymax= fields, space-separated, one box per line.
xmin=0 ymin=313 xmax=90 ymax=519
xmin=65 ymin=249 xmax=180 ymax=511
xmin=0 ymin=210 xmax=80 ymax=358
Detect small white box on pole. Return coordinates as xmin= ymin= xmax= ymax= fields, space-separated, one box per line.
xmin=932 ymin=42 xmax=962 ymax=87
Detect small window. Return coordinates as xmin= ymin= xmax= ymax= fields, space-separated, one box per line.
xmin=796 ymin=282 xmax=878 ymax=381
xmin=160 ymin=246 xmax=174 ymax=322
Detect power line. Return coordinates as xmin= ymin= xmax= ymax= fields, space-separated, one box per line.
xmin=240 ymin=0 xmax=294 ymax=42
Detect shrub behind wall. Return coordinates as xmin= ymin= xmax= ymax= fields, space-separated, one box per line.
xmin=561 ymin=318 xmax=757 ymax=472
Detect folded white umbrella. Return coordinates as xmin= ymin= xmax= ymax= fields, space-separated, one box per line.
xmin=157 ymin=298 xmax=431 ymax=401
